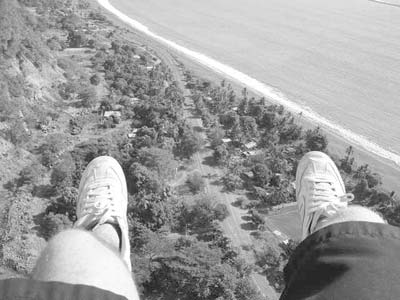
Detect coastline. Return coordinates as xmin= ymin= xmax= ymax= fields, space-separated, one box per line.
xmin=93 ymin=0 xmax=400 ymax=195
xmin=368 ymin=0 xmax=400 ymax=8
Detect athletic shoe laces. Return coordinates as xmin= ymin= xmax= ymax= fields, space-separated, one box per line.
xmin=307 ymin=177 xmax=354 ymax=234
xmin=79 ymin=182 xmax=123 ymax=227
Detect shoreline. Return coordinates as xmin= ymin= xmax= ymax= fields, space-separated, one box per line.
xmin=368 ymin=0 xmax=400 ymax=8
xmin=93 ymin=0 xmax=400 ymax=195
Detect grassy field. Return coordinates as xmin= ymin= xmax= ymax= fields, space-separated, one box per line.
xmin=267 ymin=206 xmax=302 ymax=240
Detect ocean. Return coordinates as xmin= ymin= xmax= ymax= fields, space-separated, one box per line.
xmin=102 ymin=0 xmax=400 ymax=168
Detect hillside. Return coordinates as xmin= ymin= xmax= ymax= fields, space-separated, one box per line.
xmin=0 ymin=0 xmax=400 ymax=299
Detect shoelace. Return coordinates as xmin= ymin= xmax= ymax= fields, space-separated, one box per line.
xmin=307 ymin=179 xmax=354 ymax=235
xmin=81 ymin=183 xmax=122 ymax=225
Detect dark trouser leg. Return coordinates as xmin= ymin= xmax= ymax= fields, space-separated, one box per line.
xmin=280 ymin=221 xmax=400 ymax=300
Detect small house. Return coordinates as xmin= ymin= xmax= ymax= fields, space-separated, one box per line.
xmin=244 ymin=141 xmax=257 ymax=149
xmin=127 ymin=128 xmax=139 ymax=138
xmin=103 ymin=111 xmax=121 ymax=118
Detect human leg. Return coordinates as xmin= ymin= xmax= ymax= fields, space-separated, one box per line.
xmin=31 ymin=156 xmax=139 ymax=300
xmin=93 ymin=223 xmax=121 ymax=252
xmin=280 ymin=221 xmax=400 ymax=300
xmin=280 ymin=151 xmax=400 ymax=300
xmin=31 ymin=229 xmax=139 ymax=300
xmin=314 ymin=204 xmax=385 ymax=232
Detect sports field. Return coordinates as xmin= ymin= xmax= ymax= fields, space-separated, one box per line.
xmin=267 ymin=205 xmax=302 ymax=240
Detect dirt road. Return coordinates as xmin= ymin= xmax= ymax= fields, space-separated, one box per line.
xmin=173 ymin=69 xmax=278 ymax=298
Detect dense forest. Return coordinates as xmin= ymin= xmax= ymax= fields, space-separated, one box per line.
xmin=0 ymin=0 xmax=399 ymax=298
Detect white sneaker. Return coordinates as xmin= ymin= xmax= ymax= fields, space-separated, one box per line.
xmin=296 ymin=151 xmax=354 ymax=240
xmin=74 ymin=156 xmax=131 ymax=271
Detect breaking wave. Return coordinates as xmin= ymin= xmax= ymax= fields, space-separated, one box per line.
xmin=98 ymin=0 xmax=400 ymax=167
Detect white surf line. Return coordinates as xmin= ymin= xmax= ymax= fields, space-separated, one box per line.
xmin=98 ymin=0 xmax=400 ymax=167
xmin=368 ymin=0 xmax=400 ymax=8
